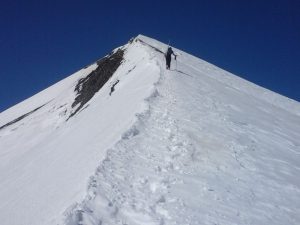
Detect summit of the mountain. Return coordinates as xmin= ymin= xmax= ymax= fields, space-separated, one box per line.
xmin=0 ymin=35 xmax=299 ymax=225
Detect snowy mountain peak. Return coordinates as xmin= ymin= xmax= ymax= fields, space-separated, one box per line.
xmin=1 ymin=35 xmax=300 ymax=225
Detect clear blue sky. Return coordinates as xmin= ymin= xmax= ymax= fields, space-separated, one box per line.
xmin=0 ymin=0 xmax=299 ymax=112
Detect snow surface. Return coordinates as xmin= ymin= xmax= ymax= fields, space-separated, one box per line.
xmin=1 ymin=35 xmax=300 ymax=225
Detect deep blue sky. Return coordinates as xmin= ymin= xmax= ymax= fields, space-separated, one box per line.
xmin=0 ymin=0 xmax=299 ymax=112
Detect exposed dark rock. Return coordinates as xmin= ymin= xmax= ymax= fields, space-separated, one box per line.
xmin=0 ymin=104 xmax=46 ymax=131
xmin=70 ymin=48 xmax=124 ymax=118
xmin=109 ymin=80 xmax=120 ymax=96
xmin=127 ymin=66 xmax=136 ymax=74
xmin=128 ymin=37 xmax=135 ymax=44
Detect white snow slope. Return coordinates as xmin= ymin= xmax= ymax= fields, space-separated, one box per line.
xmin=0 ymin=35 xmax=300 ymax=225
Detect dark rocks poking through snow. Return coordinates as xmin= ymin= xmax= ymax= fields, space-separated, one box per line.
xmin=0 ymin=104 xmax=45 ymax=130
xmin=109 ymin=80 xmax=120 ymax=96
xmin=70 ymin=49 xmax=124 ymax=117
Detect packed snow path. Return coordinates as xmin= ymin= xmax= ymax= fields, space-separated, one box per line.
xmin=65 ymin=37 xmax=300 ymax=225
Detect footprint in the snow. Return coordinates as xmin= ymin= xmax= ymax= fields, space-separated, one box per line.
xmin=156 ymin=195 xmax=166 ymax=204
xmin=171 ymin=153 xmax=181 ymax=159
xmin=166 ymin=162 xmax=174 ymax=171
xmin=122 ymin=126 xmax=140 ymax=139
xmin=175 ymin=141 xmax=184 ymax=146
xmin=155 ymin=165 xmax=162 ymax=173
xmin=168 ymin=133 xmax=176 ymax=141
xmin=167 ymin=146 xmax=176 ymax=152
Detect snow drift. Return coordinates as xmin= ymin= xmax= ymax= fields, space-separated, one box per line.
xmin=0 ymin=35 xmax=299 ymax=225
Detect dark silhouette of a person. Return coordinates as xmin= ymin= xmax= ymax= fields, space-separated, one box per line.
xmin=165 ymin=47 xmax=177 ymax=70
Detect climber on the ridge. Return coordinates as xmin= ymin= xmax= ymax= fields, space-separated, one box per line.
xmin=165 ymin=46 xmax=177 ymax=70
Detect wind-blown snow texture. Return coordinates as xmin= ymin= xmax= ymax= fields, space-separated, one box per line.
xmin=0 ymin=35 xmax=300 ymax=225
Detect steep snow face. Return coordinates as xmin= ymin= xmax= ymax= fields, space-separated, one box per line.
xmin=1 ymin=35 xmax=300 ymax=225
xmin=0 ymin=38 xmax=160 ymax=225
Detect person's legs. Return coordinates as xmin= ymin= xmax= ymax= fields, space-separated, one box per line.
xmin=166 ymin=56 xmax=171 ymax=69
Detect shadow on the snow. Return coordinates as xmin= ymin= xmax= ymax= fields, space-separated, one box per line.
xmin=173 ymin=69 xmax=193 ymax=77
xmin=136 ymin=38 xmax=164 ymax=54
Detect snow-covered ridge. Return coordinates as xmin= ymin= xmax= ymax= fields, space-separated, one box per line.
xmin=1 ymin=35 xmax=300 ymax=225
xmin=138 ymin=35 xmax=300 ymax=116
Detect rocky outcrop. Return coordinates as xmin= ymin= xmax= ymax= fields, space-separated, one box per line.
xmin=70 ymin=48 xmax=124 ymax=117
